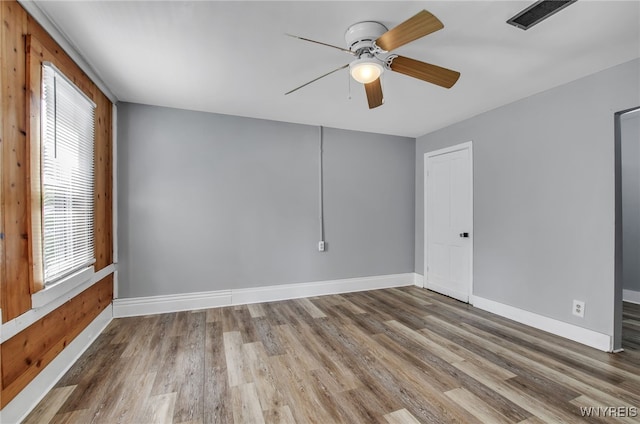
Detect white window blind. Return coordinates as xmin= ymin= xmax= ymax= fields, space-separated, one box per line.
xmin=41 ymin=62 xmax=96 ymax=285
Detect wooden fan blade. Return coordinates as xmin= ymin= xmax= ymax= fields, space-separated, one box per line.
xmin=390 ymin=56 xmax=460 ymax=88
xmin=364 ymin=78 xmax=384 ymax=109
xmin=285 ymin=64 xmax=350 ymax=95
xmin=376 ymin=10 xmax=444 ymax=52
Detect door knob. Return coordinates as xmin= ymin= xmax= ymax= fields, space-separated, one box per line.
xmin=459 ymin=232 xmax=469 ymax=238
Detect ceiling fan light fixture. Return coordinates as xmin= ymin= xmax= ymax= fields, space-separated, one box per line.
xmin=350 ymin=58 xmax=384 ymax=84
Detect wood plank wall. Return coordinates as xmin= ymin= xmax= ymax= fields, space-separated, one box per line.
xmin=1 ymin=0 xmax=31 ymax=322
xmin=1 ymin=0 xmax=114 ymax=408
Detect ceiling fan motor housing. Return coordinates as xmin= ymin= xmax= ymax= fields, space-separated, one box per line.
xmin=344 ymin=21 xmax=388 ymax=54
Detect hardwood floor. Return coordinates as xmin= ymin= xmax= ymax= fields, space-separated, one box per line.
xmin=24 ymin=288 xmax=640 ymax=423
xmin=624 ymin=301 xmax=640 ymax=352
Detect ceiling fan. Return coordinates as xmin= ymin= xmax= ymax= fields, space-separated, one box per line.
xmin=285 ymin=10 xmax=461 ymax=109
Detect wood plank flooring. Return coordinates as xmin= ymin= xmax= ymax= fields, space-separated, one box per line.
xmin=623 ymin=301 xmax=640 ymax=352
xmin=24 ymin=288 xmax=640 ymax=423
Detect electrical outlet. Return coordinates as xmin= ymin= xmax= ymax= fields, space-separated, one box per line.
xmin=318 ymin=241 xmax=325 ymax=252
xmin=572 ymin=300 xmax=585 ymax=318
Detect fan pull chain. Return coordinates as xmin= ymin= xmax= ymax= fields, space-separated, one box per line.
xmin=347 ymin=70 xmax=352 ymax=100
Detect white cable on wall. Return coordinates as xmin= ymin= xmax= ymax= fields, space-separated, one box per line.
xmin=319 ymin=126 xmax=325 ymax=244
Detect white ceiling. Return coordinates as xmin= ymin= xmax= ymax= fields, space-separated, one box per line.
xmin=32 ymin=1 xmax=640 ymax=137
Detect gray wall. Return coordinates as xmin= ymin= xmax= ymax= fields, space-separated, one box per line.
xmin=117 ymin=103 xmax=414 ymax=298
xmin=622 ymin=109 xmax=640 ymax=293
xmin=415 ymin=59 xmax=640 ymax=335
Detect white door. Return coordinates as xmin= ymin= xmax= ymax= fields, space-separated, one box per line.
xmin=425 ymin=142 xmax=473 ymax=303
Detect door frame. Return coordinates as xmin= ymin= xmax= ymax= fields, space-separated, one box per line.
xmin=424 ymin=141 xmax=474 ymax=303
xmin=613 ymin=106 xmax=640 ymax=352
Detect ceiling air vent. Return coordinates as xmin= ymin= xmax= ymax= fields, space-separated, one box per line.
xmin=507 ymin=0 xmax=577 ymax=30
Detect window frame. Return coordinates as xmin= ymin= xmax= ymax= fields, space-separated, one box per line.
xmin=26 ymin=34 xmax=98 ymax=305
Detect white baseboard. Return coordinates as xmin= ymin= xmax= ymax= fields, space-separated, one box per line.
xmin=113 ymin=289 xmax=232 ymax=317
xmin=623 ymin=289 xmax=640 ymax=304
xmin=413 ymin=273 xmax=424 ymax=288
xmin=231 ymin=273 xmax=415 ymax=305
xmin=0 ymin=305 xmax=113 ymax=424
xmin=113 ymin=273 xmax=416 ymax=318
xmin=471 ymin=295 xmax=612 ymax=352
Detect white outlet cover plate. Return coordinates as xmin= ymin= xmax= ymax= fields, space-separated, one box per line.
xmin=572 ymin=300 xmax=585 ymax=318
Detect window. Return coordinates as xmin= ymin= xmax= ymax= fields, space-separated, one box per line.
xmin=41 ymin=62 xmax=96 ymax=286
